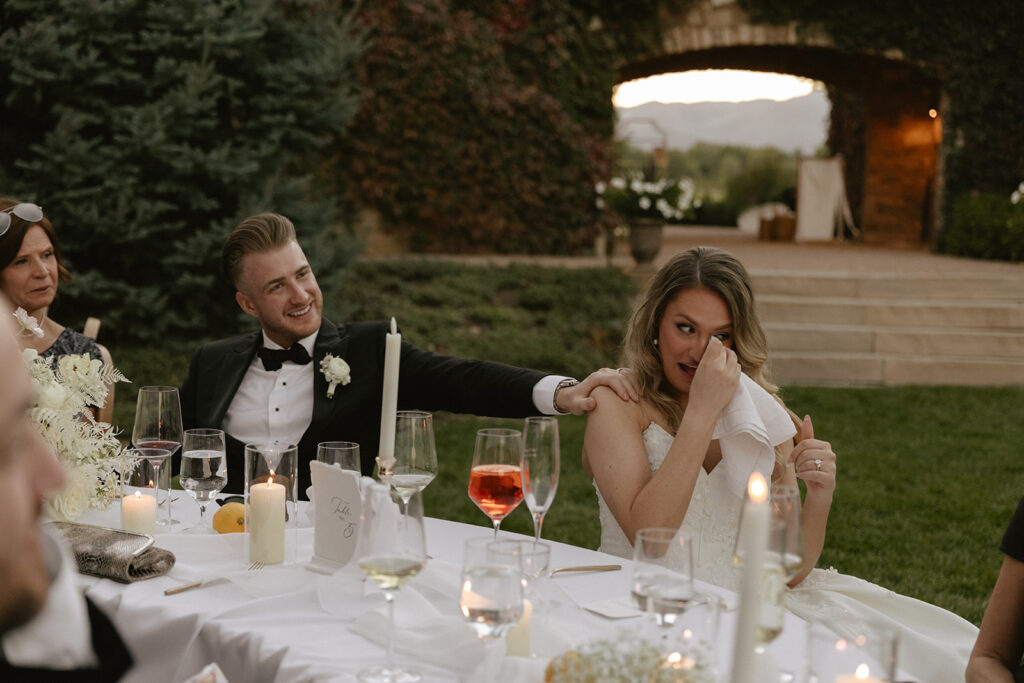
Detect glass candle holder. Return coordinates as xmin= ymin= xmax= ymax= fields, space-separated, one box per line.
xmin=120 ymin=450 xmax=161 ymax=535
xmin=244 ymin=443 xmax=298 ymax=565
xmin=805 ymin=619 xmax=897 ymax=683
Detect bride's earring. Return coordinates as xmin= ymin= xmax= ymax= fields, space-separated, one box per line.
xmin=652 ymin=338 xmax=659 ymax=347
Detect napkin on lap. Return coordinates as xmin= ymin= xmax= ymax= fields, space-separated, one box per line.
xmin=712 ymin=373 xmax=797 ymax=498
xmin=52 ymin=521 xmax=175 ymax=583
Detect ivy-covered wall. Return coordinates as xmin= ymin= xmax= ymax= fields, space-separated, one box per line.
xmin=739 ymin=0 xmax=1024 ymax=258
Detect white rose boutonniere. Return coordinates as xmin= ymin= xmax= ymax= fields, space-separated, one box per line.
xmin=320 ymin=353 xmax=351 ymax=399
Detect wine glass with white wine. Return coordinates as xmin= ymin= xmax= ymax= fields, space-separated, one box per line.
xmin=356 ymin=487 xmax=427 ymax=683
xmin=390 ymin=411 xmax=437 ymax=510
xmin=521 ymin=416 xmax=559 ymax=542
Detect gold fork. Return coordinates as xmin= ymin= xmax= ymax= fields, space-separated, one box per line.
xmin=549 ymin=564 xmax=621 ymax=576
xmin=164 ymin=560 xmax=264 ymax=595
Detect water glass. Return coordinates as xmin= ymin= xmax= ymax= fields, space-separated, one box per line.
xmin=632 ymin=528 xmax=694 ymax=612
xmin=805 ymin=619 xmax=897 ymax=682
xmin=488 ymin=540 xmax=552 ymax=658
xmin=181 ymin=428 xmax=227 ymax=532
xmin=649 ymin=590 xmax=722 ymax=679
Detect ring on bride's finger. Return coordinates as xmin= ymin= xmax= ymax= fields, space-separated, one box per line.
xmin=814 ymin=458 xmax=822 ymax=471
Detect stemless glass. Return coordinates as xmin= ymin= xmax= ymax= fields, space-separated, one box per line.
xmin=357 ymin=488 xmax=428 ymax=683
xmin=180 ymin=428 xmax=227 ymax=533
xmin=770 ymin=483 xmax=803 ymax=582
xmin=632 ymin=528 xmax=694 ymax=613
xmin=391 ymin=411 xmax=438 ymax=508
xmin=489 ymin=539 xmax=552 ymax=659
xmin=132 ymin=386 xmax=183 ymax=527
xmin=521 ymin=416 xmax=560 ymax=542
xmin=459 ymin=537 xmax=524 ymax=675
xmin=317 ymin=441 xmax=361 ymax=472
xmin=468 ymin=428 xmax=524 ymax=538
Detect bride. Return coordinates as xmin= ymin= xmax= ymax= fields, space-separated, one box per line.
xmin=583 ymin=246 xmax=978 ymax=681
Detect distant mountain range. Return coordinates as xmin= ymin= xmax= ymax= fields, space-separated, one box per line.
xmin=615 ymin=90 xmax=830 ymax=154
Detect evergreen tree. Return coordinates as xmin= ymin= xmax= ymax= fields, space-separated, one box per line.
xmin=0 ymin=0 xmax=364 ymax=344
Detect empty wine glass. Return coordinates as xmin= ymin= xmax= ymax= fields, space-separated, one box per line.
xmin=459 ymin=536 xmax=524 ymax=676
xmin=132 ymin=386 xmax=183 ymax=527
xmin=317 ymin=441 xmax=361 ymax=472
xmin=356 ymin=487 xmax=427 ymax=683
xmin=391 ymin=411 xmax=437 ymax=509
xmin=468 ymin=428 xmax=524 ymax=538
xmin=521 ymin=416 xmax=559 ymax=542
xmin=180 ymin=428 xmax=227 ymax=533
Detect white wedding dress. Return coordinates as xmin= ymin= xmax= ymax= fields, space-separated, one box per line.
xmin=595 ymin=423 xmax=979 ymax=683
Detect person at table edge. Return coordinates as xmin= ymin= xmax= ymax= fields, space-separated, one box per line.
xmin=180 ymin=212 xmax=638 ymax=495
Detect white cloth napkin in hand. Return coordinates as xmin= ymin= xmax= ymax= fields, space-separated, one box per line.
xmin=712 ymin=373 xmax=797 ymax=498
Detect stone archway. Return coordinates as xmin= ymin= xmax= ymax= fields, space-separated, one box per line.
xmin=617 ymin=0 xmax=942 ymax=245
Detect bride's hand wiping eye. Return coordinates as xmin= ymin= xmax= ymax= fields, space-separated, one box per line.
xmin=690 ymin=337 xmax=740 ymax=416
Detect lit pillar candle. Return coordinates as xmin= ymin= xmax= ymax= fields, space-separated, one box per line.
xmin=377 ymin=317 xmax=401 ymax=476
xmin=250 ymin=476 xmax=286 ymax=564
xmin=121 ymin=491 xmax=157 ymax=535
xmin=834 ymin=664 xmax=885 ymax=683
xmin=732 ymin=471 xmax=769 ymax=683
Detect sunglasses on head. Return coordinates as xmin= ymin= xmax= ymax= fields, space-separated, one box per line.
xmin=0 ymin=203 xmax=45 ymax=237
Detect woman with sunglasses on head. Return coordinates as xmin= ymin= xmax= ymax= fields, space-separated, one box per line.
xmin=0 ymin=198 xmax=115 ymax=423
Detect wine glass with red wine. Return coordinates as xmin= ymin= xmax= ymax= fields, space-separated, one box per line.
xmin=467 ymin=428 xmax=524 ymax=538
xmin=132 ymin=386 xmax=184 ymax=527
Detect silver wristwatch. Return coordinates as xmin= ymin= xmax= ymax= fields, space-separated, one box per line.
xmin=553 ymin=378 xmax=579 ymax=414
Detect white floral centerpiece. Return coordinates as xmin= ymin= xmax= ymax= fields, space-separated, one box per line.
xmin=23 ymin=347 xmax=132 ymax=521
xmin=544 ymin=635 xmax=714 ymax=682
xmin=596 ymin=172 xmax=696 ymax=222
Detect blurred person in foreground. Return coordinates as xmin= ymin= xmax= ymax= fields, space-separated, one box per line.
xmin=0 ymin=198 xmax=116 ymax=423
xmin=967 ymin=495 xmax=1024 ymax=682
xmin=0 ymin=295 xmax=132 ymax=681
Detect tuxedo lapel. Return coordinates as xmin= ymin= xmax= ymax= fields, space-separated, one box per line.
xmin=310 ymin=319 xmax=351 ymax=427
xmin=208 ymin=333 xmax=259 ymax=426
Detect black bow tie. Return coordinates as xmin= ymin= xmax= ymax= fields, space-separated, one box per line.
xmin=257 ymin=343 xmax=312 ymax=372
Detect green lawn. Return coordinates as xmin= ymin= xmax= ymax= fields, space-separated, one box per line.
xmin=104 ymin=260 xmax=1021 ymax=626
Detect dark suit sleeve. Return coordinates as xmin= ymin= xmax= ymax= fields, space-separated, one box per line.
xmin=179 ymin=346 xmax=203 ymax=432
xmin=396 ymin=339 xmax=547 ymax=417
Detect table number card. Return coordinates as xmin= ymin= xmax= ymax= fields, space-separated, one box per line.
xmin=307 ymin=460 xmax=362 ymax=575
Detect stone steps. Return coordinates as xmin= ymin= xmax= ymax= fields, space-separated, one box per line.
xmin=751 ymin=272 xmax=1024 ymax=386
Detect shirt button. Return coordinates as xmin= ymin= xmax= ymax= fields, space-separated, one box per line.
xmin=275 ymin=407 xmax=280 ymax=412
xmin=282 ymin=382 xmax=287 ymax=386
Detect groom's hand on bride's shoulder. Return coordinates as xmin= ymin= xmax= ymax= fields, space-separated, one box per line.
xmin=555 ymin=368 xmax=639 ymax=415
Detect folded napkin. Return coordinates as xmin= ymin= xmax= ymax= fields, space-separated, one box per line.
xmin=712 ymin=373 xmax=797 ymax=499
xmin=53 ymin=521 xmax=175 ymax=583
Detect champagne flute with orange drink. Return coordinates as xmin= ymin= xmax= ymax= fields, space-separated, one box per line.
xmin=467 ymin=428 xmax=524 ymax=538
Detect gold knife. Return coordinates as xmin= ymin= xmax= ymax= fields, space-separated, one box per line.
xmin=549 ymin=564 xmax=622 ymax=576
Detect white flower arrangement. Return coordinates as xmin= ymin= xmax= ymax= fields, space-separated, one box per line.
xmin=22 ymin=348 xmax=132 ymax=521
xmin=320 ymin=353 xmax=351 ymax=399
xmin=544 ymin=636 xmax=713 ymax=682
xmin=1011 ymin=180 xmax=1024 ymax=205
xmin=596 ymin=172 xmax=696 ymax=222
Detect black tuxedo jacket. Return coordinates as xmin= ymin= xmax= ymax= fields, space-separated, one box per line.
xmin=180 ymin=318 xmax=546 ymax=494
xmin=0 ymin=597 xmax=132 ymax=681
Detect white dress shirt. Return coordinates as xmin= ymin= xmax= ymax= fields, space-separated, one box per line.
xmin=223 ymin=329 xmax=568 ymax=448
xmin=223 ymin=331 xmax=318 ymax=448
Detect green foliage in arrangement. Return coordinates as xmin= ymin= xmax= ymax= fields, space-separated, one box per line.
xmin=335 ymin=0 xmax=625 ymax=254
xmin=324 ymin=260 xmax=637 ymax=379
xmin=0 ymin=0 xmax=364 ymax=344
xmin=738 ymin=0 xmax=1024 ymax=260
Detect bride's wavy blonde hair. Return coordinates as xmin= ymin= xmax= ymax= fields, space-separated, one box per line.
xmin=622 ymin=246 xmax=777 ymax=432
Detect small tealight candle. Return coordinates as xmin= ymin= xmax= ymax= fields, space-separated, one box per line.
xmin=121 ymin=490 xmax=157 ymax=535
xmin=250 ymin=474 xmax=286 ymax=564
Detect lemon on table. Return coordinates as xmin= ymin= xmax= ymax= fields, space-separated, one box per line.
xmin=212 ymin=502 xmax=246 ymax=534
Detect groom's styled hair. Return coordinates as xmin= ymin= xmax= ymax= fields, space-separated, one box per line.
xmin=221 ymin=213 xmax=298 ymax=288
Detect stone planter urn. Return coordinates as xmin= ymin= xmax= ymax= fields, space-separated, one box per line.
xmin=628 ymin=217 xmax=665 ymax=268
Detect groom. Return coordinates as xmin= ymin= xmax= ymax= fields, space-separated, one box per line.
xmin=180 ymin=213 xmax=636 ymax=494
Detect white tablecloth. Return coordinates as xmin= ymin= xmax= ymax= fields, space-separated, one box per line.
xmin=74 ymin=500 xmax=815 ymax=682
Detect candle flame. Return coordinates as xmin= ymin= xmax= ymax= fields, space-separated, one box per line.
xmin=747 ymin=471 xmax=767 ymax=503
xmin=855 ymin=663 xmax=870 ymax=678
xmin=134 ymin=491 xmax=142 ymax=500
